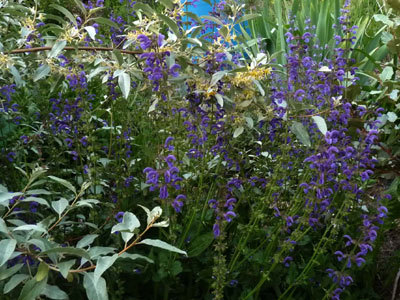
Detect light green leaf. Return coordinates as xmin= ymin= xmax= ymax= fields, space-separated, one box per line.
xmin=33 ymin=65 xmax=51 ymax=82
xmin=42 ymin=284 xmax=69 ymax=300
xmin=48 ymin=40 xmax=67 ymax=58
xmin=4 ymin=274 xmax=29 ymax=294
xmin=133 ymin=3 xmax=155 ymax=18
xmin=48 ymin=176 xmax=76 ymax=195
xmin=139 ymin=239 xmax=187 ymax=256
xmin=0 ymin=192 xmax=22 ymax=206
xmin=201 ymin=15 xmax=224 ymax=26
xmin=57 ymin=260 xmax=76 ymax=279
xmin=35 ymin=262 xmax=49 ymax=282
xmin=94 ymin=254 xmax=118 ymax=286
xmin=210 ymin=71 xmax=228 ymax=86
xmin=245 ymin=117 xmax=254 ymax=129
xmin=0 ymin=218 xmax=8 ymax=234
xmin=18 ymin=277 xmax=47 ymax=300
xmin=10 ymin=66 xmax=24 ymax=87
xmin=76 ymin=199 xmax=100 ymax=208
xmin=50 ymin=4 xmax=77 ymax=27
xmin=291 ymin=121 xmax=311 ymax=147
xmin=311 ymin=116 xmax=328 ymax=136
xmin=118 ymin=72 xmax=131 ymax=99
xmin=77 ymin=234 xmax=99 ymax=248
xmin=84 ymin=26 xmax=96 ymax=40
xmin=233 ymin=126 xmax=244 ymax=138
xmin=215 ymin=94 xmax=224 ymax=107
xmin=111 ymin=212 xmax=140 ymax=244
xmin=387 ymin=112 xmax=398 ymax=122
xmin=83 ymin=273 xmax=108 ymax=300
xmin=159 ymin=0 xmax=174 ymax=9
xmin=41 ymin=247 xmax=91 ymax=261
xmin=21 ymin=197 xmax=49 ymax=207
xmin=51 ymin=198 xmax=69 ymax=216
xmin=0 ymin=239 xmax=17 ymax=267
xmin=158 ymin=14 xmax=181 ymax=37
xmin=389 ymin=89 xmax=399 ymax=100
xmin=234 ymin=13 xmax=261 ymax=24
xmin=89 ymin=247 xmax=116 ymax=260
xmin=72 ymin=0 xmax=86 ymax=14
xmin=373 ymin=14 xmax=394 ymax=27
xmin=119 ymin=253 xmax=153 ymax=263
xmin=380 ymin=66 xmax=394 ymax=81
xmin=13 ymin=224 xmax=47 ymax=233
xmin=0 ymin=264 xmax=23 ymax=281
xmin=92 ymin=17 xmax=119 ymax=28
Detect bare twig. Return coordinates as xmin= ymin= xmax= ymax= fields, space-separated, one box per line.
xmin=392 ymin=268 xmax=400 ymax=300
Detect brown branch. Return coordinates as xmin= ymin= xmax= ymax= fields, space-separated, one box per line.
xmin=7 ymin=46 xmax=142 ymax=55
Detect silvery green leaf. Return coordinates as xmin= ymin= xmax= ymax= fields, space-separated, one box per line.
xmin=291 ymin=121 xmax=311 ymax=147
xmin=57 ymin=260 xmax=76 ymax=279
xmin=0 ymin=184 xmax=7 ymax=192
xmin=253 ymin=79 xmax=265 ymax=96
xmin=89 ymin=247 xmax=116 ymax=260
xmin=118 ymin=72 xmax=131 ymax=99
xmin=0 ymin=192 xmax=23 ymax=206
xmin=84 ymin=26 xmax=96 ymax=40
xmin=139 ymin=239 xmax=187 ymax=256
xmin=83 ymin=273 xmax=108 ymax=300
xmin=26 ymin=189 xmax=52 ymax=195
xmin=77 ymin=234 xmax=99 ymax=248
xmin=22 ymin=197 xmax=49 ymax=207
xmin=312 ymin=116 xmax=328 ymax=136
xmin=4 ymin=274 xmax=29 ymax=294
xmin=380 ymin=66 xmax=394 ymax=81
xmin=387 ymin=112 xmax=398 ymax=122
xmin=153 ymin=219 xmax=169 ymax=227
xmin=119 ymin=253 xmax=153 ymax=263
xmin=33 ymin=65 xmax=51 ymax=82
xmin=215 ymin=94 xmax=224 ymax=107
xmin=0 ymin=264 xmax=23 ymax=281
xmin=373 ymin=14 xmax=394 ymax=27
xmin=0 ymin=218 xmax=8 ymax=234
xmin=48 ymin=176 xmax=76 ymax=194
xmin=48 ymin=40 xmax=67 ymax=58
xmin=389 ymin=89 xmax=399 ymax=100
xmin=18 ymin=277 xmax=47 ymax=300
xmin=76 ymin=199 xmax=100 ymax=208
xmin=233 ymin=126 xmax=244 ymax=138
xmin=51 ymin=198 xmax=69 ymax=216
xmin=41 ymin=284 xmax=69 ymax=300
xmin=245 ymin=117 xmax=254 ymax=129
xmin=111 ymin=212 xmax=140 ymax=243
xmin=0 ymin=239 xmax=17 ymax=267
xmin=13 ymin=224 xmax=47 ymax=234
xmin=93 ymin=254 xmax=119 ymax=286
xmin=10 ymin=66 xmax=24 ymax=87
xmin=210 ymin=71 xmax=228 ymax=86
xmin=40 ymin=247 xmax=91 ymax=260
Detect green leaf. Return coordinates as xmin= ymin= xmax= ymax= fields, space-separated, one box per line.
xmin=112 ymin=49 xmax=124 ymax=66
xmin=83 ymin=273 xmax=108 ymax=300
xmin=291 ymin=121 xmax=311 ymax=147
xmin=111 ymin=212 xmax=140 ymax=244
xmin=33 ymin=65 xmax=51 ymax=82
xmin=21 ymin=197 xmax=49 ymax=207
xmin=41 ymin=247 xmax=91 ymax=261
xmin=57 ymin=260 xmax=76 ymax=279
xmin=139 ymin=239 xmax=187 ymax=256
xmin=201 ymin=15 xmax=224 ymax=26
xmin=0 ymin=264 xmax=24 ymax=281
xmin=93 ymin=254 xmax=118 ymax=286
xmin=48 ymin=176 xmax=76 ymax=195
xmin=50 ymin=4 xmax=77 ymax=27
xmin=77 ymin=234 xmax=99 ymax=248
xmin=311 ymin=116 xmax=328 ymax=136
xmin=0 ymin=239 xmax=17 ymax=267
xmin=0 ymin=218 xmax=8 ymax=234
xmin=51 ymin=198 xmax=69 ymax=216
xmin=0 ymin=192 xmax=22 ymax=206
xmin=119 ymin=253 xmax=153 ymax=263
xmin=10 ymin=65 xmax=24 ymax=87
xmin=18 ymin=277 xmax=47 ymax=300
xmin=118 ymin=72 xmax=130 ymax=99
xmin=373 ymin=14 xmax=394 ymax=27
xmin=380 ymin=66 xmax=394 ymax=81
xmin=233 ymin=126 xmax=244 ymax=138
xmin=234 ymin=14 xmax=261 ymax=25
xmin=35 ymin=262 xmax=49 ymax=282
xmin=187 ymin=232 xmax=214 ymax=257
xmin=92 ymin=17 xmax=119 ymax=28
xmin=48 ymin=40 xmax=67 ymax=58
xmin=72 ymin=0 xmax=86 ymax=15
xmin=133 ymin=3 xmax=155 ymax=18
xmin=158 ymin=14 xmax=181 ymax=37
xmin=42 ymin=284 xmax=69 ymax=300
xmin=215 ymin=94 xmax=224 ymax=107
xmin=159 ymin=0 xmax=174 ymax=10
xmin=84 ymin=26 xmax=96 ymax=40
xmin=387 ymin=112 xmax=398 ymax=122
xmin=89 ymin=247 xmax=116 ymax=260
xmin=13 ymin=224 xmax=47 ymax=233
xmin=4 ymin=274 xmax=29 ymax=294
xmin=210 ymin=71 xmax=228 ymax=86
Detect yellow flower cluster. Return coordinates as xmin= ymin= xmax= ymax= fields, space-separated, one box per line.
xmin=231 ymin=67 xmax=272 ymax=86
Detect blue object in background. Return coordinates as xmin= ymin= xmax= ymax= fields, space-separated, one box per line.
xmin=186 ymin=0 xmax=213 ymax=17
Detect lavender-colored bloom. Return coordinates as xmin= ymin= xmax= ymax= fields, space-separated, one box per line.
xmin=115 ymin=211 xmax=124 ymax=223
xmin=137 ymin=34 xmax=152 ymax=50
